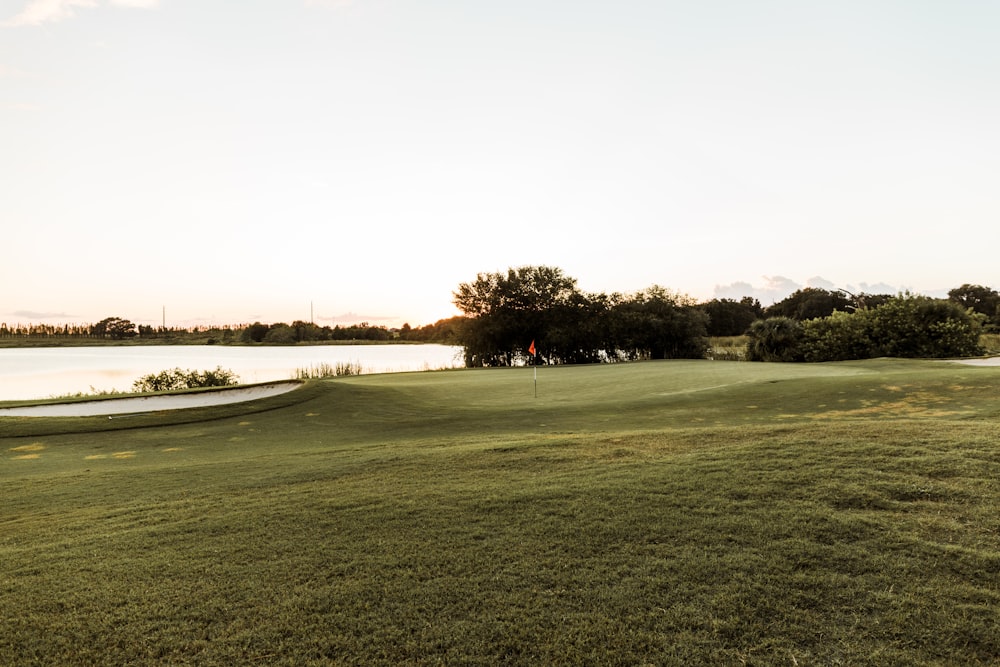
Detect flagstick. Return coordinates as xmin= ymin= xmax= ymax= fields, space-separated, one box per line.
xmin=528 ymin=340 xmax=538 ymax=398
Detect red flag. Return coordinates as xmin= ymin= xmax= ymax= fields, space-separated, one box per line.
xmin=528 ymin=340 xmax=536 ymax=356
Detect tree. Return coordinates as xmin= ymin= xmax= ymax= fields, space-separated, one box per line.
xmin=611 ymin=287 xmax=708 ymax=360
xmin=454 ymin=267 xmax=711 ymax=365
xmin=702 ymin=297 xmax=762 ymax=336
xmin=745 ymin=317 xmax=803 ymax=362
xmin=542 ymin=290 xmax=610 ymax=364
xmin=948 ymin=284 xmax=999 ymax=315
xmin=453 ymin=266 xmax=581 ymax=366
xmin=241 ymin=322 xmax=270 ymax=343
xmin=263 ymin=324 xmax=296 ymax=344
xmin=948 ymin=284 xmax=1000 ymax=330
xmin=765 ymin=288 xmax=852 ymax=321
xmin=399 ymin=317 xmax=464 ymax=343
xmin=91 ymin=316 xmax=137 ymax=340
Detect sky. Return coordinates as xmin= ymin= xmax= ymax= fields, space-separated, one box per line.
xmin=2 ymin=0 xmax=998 ymax=329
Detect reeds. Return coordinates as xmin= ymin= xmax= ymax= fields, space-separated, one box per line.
xmin=292 ymin=361 xmax=368 ymax=379
xmin=706 ymin=335 xmax=747 ymax=361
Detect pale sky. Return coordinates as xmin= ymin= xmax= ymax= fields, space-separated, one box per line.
xmin=2 ymin=1 xmax=998 ymax=328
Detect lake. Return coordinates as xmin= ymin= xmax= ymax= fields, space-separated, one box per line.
xmin=0 ymin=344 xmax=464 ymax=402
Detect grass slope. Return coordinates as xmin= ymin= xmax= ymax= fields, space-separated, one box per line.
xmin=3 ymin=359 xmax=1000 ymax=665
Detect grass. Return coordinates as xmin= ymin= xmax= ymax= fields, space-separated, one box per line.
xmin=2 ymin=359 xmax=1000 ymax=665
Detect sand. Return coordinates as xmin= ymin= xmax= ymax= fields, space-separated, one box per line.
xmin=0 ymin=381 xmax=302 ymax=417
xmin=951 ymin=357 xmax=1000 ymax=366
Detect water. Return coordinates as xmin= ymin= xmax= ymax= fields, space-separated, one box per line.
xmin=0 ymin=344 xmax=464 ymax=401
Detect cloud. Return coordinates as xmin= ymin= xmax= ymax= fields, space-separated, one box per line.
xmin=713 ymin=276 xmax=915 ymax=305
xmin=0 ymin=64 xmax=29 ymax=77
xmin=8 ymin=310 xmax=77 ymax=320
xmin=320 ymin=312 xmax=397 ymax=324
xmin=1 ymin=102 xmax=42 ymax=111
xmin=850 ymin=282 xmax=901 ymax=296
xmin=712 ymin=281 xmax=756 ymax=301
xmin=304 ymin=0 xmax=354 ymax=8
xmin=1 ymin=0 xmax=157 ymax=27
xmin=806 ymin=276 xmax=837 ymax=291
xmin=713 ymin=276 xmax=804 ymax=305
xmin=109 ymin=0 xmax=158 ymax=7
xmin=761 ymin=275 xmax=800 ymax=295
xmin=1 ymin=0 xmax=98 ymax=27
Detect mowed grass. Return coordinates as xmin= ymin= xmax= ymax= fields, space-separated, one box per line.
xmin=3 ymin=359 xmax=1000 ymax=665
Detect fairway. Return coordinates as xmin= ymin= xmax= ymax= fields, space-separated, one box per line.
xmin=3 ymin=359 xmax=1000 ymax=665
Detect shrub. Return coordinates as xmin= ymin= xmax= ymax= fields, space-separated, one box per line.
xmin=132 ymin=367 xmax=240 ymax=393
xmin=800 ymin=311 xmax=875 ymax=362
xmin=865 ymin=295 xmax=983 ymax=358
xmin=745 ymin=317 xmax=803 ymax=362
xmin=794 ymin=294 xmax=984 ymax=362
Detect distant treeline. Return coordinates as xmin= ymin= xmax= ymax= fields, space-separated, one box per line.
xmin=0 ymin=316 xmax=462 ymax=345
xmin=238 ymin=319 xmax=461 ymax=344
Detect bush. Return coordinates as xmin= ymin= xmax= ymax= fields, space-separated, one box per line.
xmin=132 ymin=367 xmax=240 ymax=393
xmin=794 ymin=294 xmax=984 ymax=362
xmin=745 ymin=317 xmax=803 ymax=362
xmin=865 ymin=295 xmax=983 ymax=358
xmin=800 ymin=311 xmax=875 ymax=362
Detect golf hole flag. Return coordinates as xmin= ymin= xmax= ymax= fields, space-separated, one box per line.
xmin=529 ymin=340 xmax=538 ymax=397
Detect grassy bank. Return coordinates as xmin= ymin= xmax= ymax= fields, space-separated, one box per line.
xmin=3 ymin=360 xmax=999 ymax=664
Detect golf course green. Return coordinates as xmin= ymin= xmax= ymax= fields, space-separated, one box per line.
xmin=3 ymin=358 xmax=999 ymax=664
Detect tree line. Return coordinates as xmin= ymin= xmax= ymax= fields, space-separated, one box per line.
xmin=238 ymin=320 xmax=459 ymax=344
xmin=0 ymin=317 xmax=461 ymax=345
xmin=453 ymin=266 xmax=998 ymax=365
xmin=0 ymin=317 xmax=148 ymax=340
